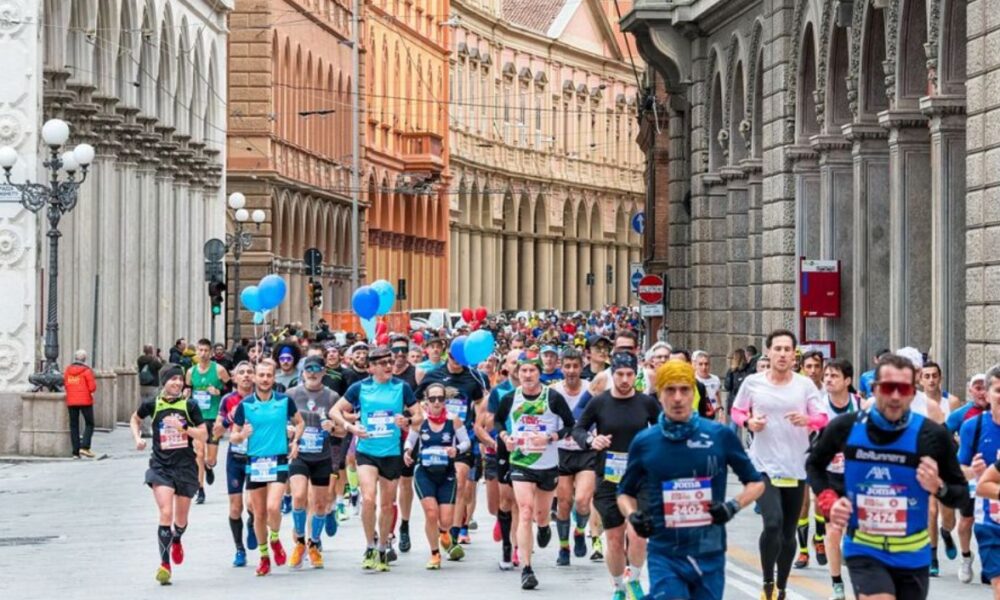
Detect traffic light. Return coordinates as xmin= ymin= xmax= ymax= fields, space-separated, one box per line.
xmin=309 ymin=279 xmax=323 ymax=309
xmin=209 ymin=281 xmax=226 ymax=316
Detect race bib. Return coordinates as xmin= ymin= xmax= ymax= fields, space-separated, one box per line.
xmin=603 ymin=451 xmax=628 ymax=484
xmin=857 ymin=484 xmax=908 ymax=536
xmin=420 ymin=445 xmax=450 ymax=467
xmin=445 ymin=398 xmax=468 ymax=422
xmin=229 ymin=437 xmax=247 ymax=455
xmin=159 ymin=420 xmax=187 ymax=450
xmin=514 ymin=416 xmax=548 ymax=453
xmin=193 ymin=390 xmax=212 ymax=411
xmin=366 ymin=410 xmax=395 ymax=438
xmin=299 ymin=427 xmax=325 ymax=454
xmin=770 ymin=477 xmax=800 ymax=488
xmin=662 ymin=477 xmax=713 ymax=528
xmin=827 ymin=452 xmax=846 ymax=475
xmin=249 ymin=456 xmax=278 ymax=483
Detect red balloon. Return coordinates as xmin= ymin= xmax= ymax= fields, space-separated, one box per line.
xmin=413 ymin=332 xmax=424 ymax=344
xmin=474 ymin=306 xmax=488 ymax=321
xmin=470 ymin=320 xmax=480 ymax=331
xmin=376 ymin=333 xmax=389 ymax=346
xmin=461 ymin=307 xmax=474 ymax=322
xmin=376 ymin=320 xmax=388 ymax=335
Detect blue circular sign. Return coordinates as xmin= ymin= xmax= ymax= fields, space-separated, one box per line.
xmin=631 ymin=212 xmax=645 ymax=235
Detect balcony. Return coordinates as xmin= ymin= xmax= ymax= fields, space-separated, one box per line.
xmin=401 ymin=131 xmax=444 ymax=174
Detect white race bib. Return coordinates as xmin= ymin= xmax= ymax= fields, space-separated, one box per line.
xmin=514 ymin=416 xmax=548 ymax=453
xmin=193 ymin=390 xmax=212 ymax=411
xmin=159 ymin=421 xmax=187 ymax=450
xmin=603 ymin=451 xmax=628 ymax=484
xmin=662 ymin=477 xmax=713 ymax=528
xmin=299 ymin=427 xmax=325 ymax=454
xmin=857 ymin=485 xmax=908 ymax=536
xmin=420 ymin=446 xmax=450 ymax=467
xmin=366 ymin=410 xmax=395 ymax=438
xmin=445 ymin=398 xmax=468 ymax=422
xmin=249 ymin=456 xmax=278 ymax=483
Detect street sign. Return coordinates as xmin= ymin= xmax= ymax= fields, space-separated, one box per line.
xmin=204 ymin=260 xmax=225 ymax=283
xmin=641 ymin=303 xmax=664 ymax=317
xmin=631 ymin=212 xmax=645 ymax=235
xmin=304 ymin=247 xmax=323 ymax=276
xmin=629 ymin=262 xmax=644 ymax=293
xmin=203 ymin=238 xmax=226 ymax=262
xmin=638 ymin=274 xmax=664 ymax=304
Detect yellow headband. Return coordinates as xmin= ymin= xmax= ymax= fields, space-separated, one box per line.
xmin=655 ymin=359 xmax=696 ymax=390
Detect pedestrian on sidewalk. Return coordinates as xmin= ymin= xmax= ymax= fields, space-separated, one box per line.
xmin=64 ymin=349 xmax=97 ymax=458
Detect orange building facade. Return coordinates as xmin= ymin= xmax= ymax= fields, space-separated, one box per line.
xmin=363 ymin=0 xmax=451 ymax=309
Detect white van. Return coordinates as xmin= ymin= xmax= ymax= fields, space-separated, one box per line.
xmin=408 ymin=308 xmax=450 ymax=331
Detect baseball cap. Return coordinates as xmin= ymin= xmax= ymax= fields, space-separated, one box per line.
xmin=970 ymin=373 xmax=987 ymax=387
xmin=587 ymin=335 xmax=612 ymax=349
xmin=540 ymin=345 xmax=559 ymax=355
xmin=348 ymin=342 xmax=369 ymax=355
xmin=369 ymin=346 xmax=391 ymax=361
xmin=303 ymin=356 xmax=324 ymax=370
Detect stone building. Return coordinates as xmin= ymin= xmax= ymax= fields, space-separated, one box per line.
xmin=622 ymin=0 xmax=987 ymax=391
xmin=448 ymin=0 xmax=644 ymax=312
xmin=227 ymin=0 xmax=357 ymax=327
xmin=364 ymin=0 xmax=451 ymax=309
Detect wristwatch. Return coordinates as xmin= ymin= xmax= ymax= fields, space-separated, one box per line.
xmin=935 ymin=482 xmax=947 ymax=499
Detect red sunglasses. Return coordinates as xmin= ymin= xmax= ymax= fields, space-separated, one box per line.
xmin=875 ymin=381 xmax=915 ymax=396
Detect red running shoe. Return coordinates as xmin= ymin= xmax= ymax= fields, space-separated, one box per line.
xmin=493 ymin=520 xmax=502 ymax=542
xmin=256 ymin=556 xmax=271 ymax=576
xmin=171 ymin=541 xmax=184 ymax=565
xmin=270 ymin=539 xmax=287 ymax=566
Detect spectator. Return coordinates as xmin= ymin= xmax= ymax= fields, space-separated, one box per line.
xmin=168 ymin=338 xmax=187 ymax=365
xmin=211 ymin=343 xmax=234 ymax=372
xmin=64 ymin=349 xmax=97 ymax=458
xmin=136 ymin=344 xmax=162 ymax=389
xmin=315 ymin=319 xmax=334 ymax=342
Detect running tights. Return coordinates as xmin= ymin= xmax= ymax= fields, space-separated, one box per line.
xmin=758 ymin=477 xmax=805 ymax=589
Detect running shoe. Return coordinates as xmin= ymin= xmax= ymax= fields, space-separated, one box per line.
xmin=325 ymin=512 xmax=338 ymax=537
xmin=270 ymin=539 xmax=287 ymax=566
xmin=815 ymin=541 xmax=827 ymax=566
xmin=493 ymin=520 xmax=502 ymax=542
xmin=536 ymin=524 xmax=552 ymax=548
xmin=256 ymin=556 xmax=271 ymax=576
xmin=233 ymin=549 xmax=247 ymax=567
xmin=942 ymin=527 xmax=958 ymax=560
xmin=386 ymin=545 xmax=398 ymax=563
xmin=337 ymin=503 xmax=349 ymax=522
xmin=458 ymin=528 xmax=471 ymax=544
xmin=427 ymin=553 xmax=442 ymax=570
xmin=959 ymin=556 xmax=974 ymax=583
xmin=195 ymin=487 xmax=206 ymax=505
xmin=468 ymin=519 xmax=478 ymax=531
xmin=447 ymin=542 xmax=466 ymax=561
xmin=556 ymin=548 xmax=570 ymax=566
xmin=513 ymin=546 xmax=520 ymax=567
xmin=829 ymin=582 xmax=846 ymax=600
xmin=776 ymin=590 xmax=787 ymax=600
xmin=498 ymin=559 xmax=514 ymax=571
xmin=760 ymin=582 xmax=775 ymax=600
xmin=612 ymin=589 xmax=626 ymax=600
xmin=155 ymin=563 xmax=171 ymax=585
xmin=375 ymin=551 xmax=390 ymax=572
xmin=930 ymin=558 xmax=940 ymax=577
xmin=362 ymin=548 xmax=378 ymax=570
xmin=440 ymin=531 xmax=454 ymax=550
xmin=625 ymin=579 xmax=645 ymax=600
xmin=590 ymin=536 xmax=604 ymax=561
xmin=399 ymin=530 xmax=411 ymax=553
xmin=521 ymin=568 xmax=539 ymax=590
xmin=79 ymin=449 xmax=95 ymax=458
xmin=573 ymin=530 xmax=587 ymax=557
xmin=171 ymin=540 xmax=184 ymax=565
xmin=205 ymin=466 xmax=215 ymax=486
xmin=246 ymin=521 xmax=257 ymax=549
xmin=290 ymin=541 xmax=306 ymax=569
xmin=307 ymin=543 xmax=324 ymax=568
xmin=281 ymin=495 xmax=292 ymax=515
xmin=793 ymin=551 xmax=809 ymax=569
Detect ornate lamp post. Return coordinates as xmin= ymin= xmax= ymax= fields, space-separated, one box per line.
xmin=225 ymin=192 xmax=264 ymax=345
xmin=0 ymin=119 xmax=95 ymax=391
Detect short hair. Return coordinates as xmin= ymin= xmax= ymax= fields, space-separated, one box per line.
xmin=987 ymin=366 xmax=1000 ymax=388
xmin=824 ymin=358 xmax=854 ymax=381
xmin=308 ymin=342 xmax=326 ymax=353
xmin=73 ymin=349 xmax=87 ymax=362
xmin=561 ymin=347 xmax=583 ymax=363
xmin=614 ymin=330 xmax=638 ymax=345
xmin=874 ymin=353 xmax=917 ymax=384
xmin=766 ymin=329 xmax=797 ymax=349
xmin=922 ymin=361 xmax=942 ymax=376
xmin=691 ymin=350 xmax=709 ymax=362
xmin=670 ymin=348 xmax=692 ymax=362
xmin=802 ymin=350 xmax=824 ymax=365
xmin=197 ymin=338 xmax=212 ymax=348
xmin=255 ymin=360 xmax=276 ymax=374
xmin=646 ymin=342 xmax=673 ymax=361
xmin=875 ymin=348 xmax=891 ymax=359
xmin=745 ymin=344 xmax=759 ymax=355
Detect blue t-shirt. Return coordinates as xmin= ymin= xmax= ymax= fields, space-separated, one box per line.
xmin=540 ymin=369 xmax=564 ymax=384
xmin=618 ymin=417 xmax=761 ymax=557
xmin=345 ymin=376 xmax=416 ymax=458
xmin=959 ymin=414 xmax=1000 ymax=538
xmin=487 ymin=379 xmax=514 ymax=415
xmin=948 ymin=402 xmax=983 ymax=435
xmin=233 ymin=392 xmax=298 ymax=457
xmin=858 ymin=370 xmax=876 ymax=398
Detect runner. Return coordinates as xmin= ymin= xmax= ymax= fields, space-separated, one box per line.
xmin=416 ymin=335 xmax=447 ymax=385
xmin=693 ymin=350 xmax=722 ymax=417
xmin=551 ymin=347 xmax=594 ymax=566
xmin=970 ymin=368 xmax=1000 ymax=595
xmin=921 ymin=361 xmax=958 ymax=576
xmin=539 ymin=346 xmax=564 ymax=384
xmin=948 ymin=373 xmax=991 ymax=583
xmin=730 ymin=329 xmax=827 ymax=600
xmin=341 ymin=342 xmax=371 ymax=389
xmin=404 ymin=382 xmax=469 ymax=568
xmin=130 ymin=364 xmax=209 ymax=585
xmin=186 ymin=338 xmax=230 ymax=504
xmin=617 ymin=359 xmax=765 ymax=600
xmin=331 ymin=345 xmax=421 ymax=572
xmin=408 ymin=343 xmax=424 ymax=367
xmin=286 ymin=355 xmax=339 ymax=569
xmin=794 ymin=349 xmax=827 ymax=570
xmin=807 ymin=353 xmax=971 ymax=600
xmin=582 ymin=335 xmax=612 ymax=381
xmin=390 ymin=334 xmax=418 ymax=553
xmin=273 ymin=343 xmax=300 ymax=391
xmin=494 ymin=349 xmax=576 ymax=590
xmin=213 ymin=361 xmax=256 ymax=567
xmin=229 ymin=360 xmax=305 ymax=576
xmin=571 ymin=351 xmax=660 ymax=599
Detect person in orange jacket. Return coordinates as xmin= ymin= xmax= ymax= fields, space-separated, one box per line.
xmin=65 ymin=349 xmax=98 ymax=458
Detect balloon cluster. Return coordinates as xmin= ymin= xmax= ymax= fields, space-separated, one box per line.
xmin=460 ymin=306 xmax=489 ymax=331
xmin=240 ymin=274 xmax=288 ymax=325
xmin=449 ymin=329 xmax=495 ymax=367
xmin=351 ymin=280 xmax=396 ymax=342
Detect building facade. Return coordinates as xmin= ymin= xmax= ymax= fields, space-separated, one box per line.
xmin=227 ymin=0 xmax=356 ymax=329
xmin=622 ymin=0 xmax=984 ymax=391
xmin=364 ymin=0 xmax=451 ymax=310
xmin=448 ymin=0 xmax=644 ymax=313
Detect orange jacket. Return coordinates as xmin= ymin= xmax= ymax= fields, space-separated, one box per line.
xmin=64 ymin=363 xmax=97 ymax=407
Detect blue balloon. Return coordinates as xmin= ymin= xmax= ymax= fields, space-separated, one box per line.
xmin=240 ymin=285 xmax=263 ymax=313
xmin=252 ymin=311 xmax=265 ymax=325
xmin=371 ymin=279 xmax=396 ymax=316
xmin=450 ymin=335 xmax=469 ymax=366
xmin=464 ymin=330 xmax=495 ymax=365
xmin=258 ymin=274 xmax=287 ymax=310
xmin=351 ymin=286 xmax=380 ymax=320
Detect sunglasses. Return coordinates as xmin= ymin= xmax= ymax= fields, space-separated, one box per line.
xmin=373 ymin=359 xmax=393 ymax=367
xmin=391 ymin=346 xmax=408 ymax=353
xmin=304 ymin=366 xmax=324 ymax=373
xmin=875 ymin=381 xmax=915 ymax=396
xmin=425 ymin=395 xmax=446 ymax=403
xmin=278 ymin=356 xmax=294 ymax=362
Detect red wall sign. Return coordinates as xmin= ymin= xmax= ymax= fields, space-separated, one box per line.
xmin=800 ymin=259 xmax=841 ymax=318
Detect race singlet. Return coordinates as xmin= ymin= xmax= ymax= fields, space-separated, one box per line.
xmin=299 ymin=427 xmax=325 ymax=454
xmin=514 ymin=415 xmax=548 ymax=453
xmin=603 ymin=451 xmax=628 ymax=484
xmin=662 ymin=477 xmax=713 ymax=528
xmin=856 ymin=484 xmax=908 ymax=536
xmin=159 ymin=420 xmax=187 ymax=450
xmin=366 ymin=410 xmax=395 ymax=438
xmin=420 ymin=446 xmax=450 ymax=467
xmin=249 ymin=456 xmax=278 ymax=483
xmin=192 ymin=390 xmax=212 ymax=412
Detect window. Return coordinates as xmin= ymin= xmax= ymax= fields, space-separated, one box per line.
xmin=456 ymin=59 xmax=464 ymax=124
xmin=519 ymin=90 xmax=526 ymax=146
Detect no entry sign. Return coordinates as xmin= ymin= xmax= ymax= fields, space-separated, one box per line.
xmin=638 ymin=274 xmax=664 ymax=304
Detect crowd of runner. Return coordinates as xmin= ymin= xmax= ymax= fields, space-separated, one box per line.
xmin=128 ymin=306 xmax=1000 ymax=600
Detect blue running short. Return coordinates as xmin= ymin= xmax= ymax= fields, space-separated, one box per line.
xmin=647 ymin=551 xmax=725 ymax=600
xmin=414 ymin=466 xmax=457 ymax=505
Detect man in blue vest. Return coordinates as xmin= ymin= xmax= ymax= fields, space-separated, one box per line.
xmin=807 ymin=353 xmax=970 ymax=600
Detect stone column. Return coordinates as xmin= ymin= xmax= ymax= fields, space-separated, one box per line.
xmin=879 ymin=110 xmax=932 ymax=350
xmin=616 ymin=245 xmax=628 ymax=305
xmin=482 ymin=231 xmax=496 ymax=311
xmin=536 ymin=238 xmax=553 ymax=308
xmin=564 ymin=239 xmax=578 ymax=310
xmin=503 ymin=233 xmax=518 ymax=310
xmin=174 ymin=180 xmax=191 ymax=338
xmin=721 ymin=168 xmax=750 ymax=346
xmin=470 ymin=229 xmax=483 ymax=307
xmin=552 ymin=239 xmax=564 ymax=310
xmin=96 ymin=147 xmax=121 ymax=370
xmin=156 ymin=170 xmax=176 ymax=346
xmin=591 ymin=243 xmax=607 ymax=309
xmin=459 ymin=226 xmax=471 ymax=308
xmin=118 ymin=155 xmax=140 ymax=366
xmin=578 ymin=241 xmax=592 ymax=310
xmin=449 ymin=229 xmax=459 ymax=309
xmin=519 ymin=234 xmax=535 ymax=309
xmin=742 ymin=160 xmax=764 ymax=339
xmin=789 ymin=148 xmax=821 ymax=342
xmin=922 ymin=96 xmax=966 ymax=392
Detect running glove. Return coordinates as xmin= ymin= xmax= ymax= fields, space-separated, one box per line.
xmin=816 ymin=488 xmax=839 ymax=519
xmin=627 ymin=511 xmax=655 ymax=538
xmin=708 ymin=499 xmax=741 ymax=524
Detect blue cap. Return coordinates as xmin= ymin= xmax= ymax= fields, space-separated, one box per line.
xmin=540 ymin=345 xmax=558 ymax=355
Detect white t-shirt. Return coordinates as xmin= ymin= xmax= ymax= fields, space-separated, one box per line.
xmin=697 ymin=374 xmax=721 ymax=406
xmin=733 ymin=372 xmax=825 ymax=481
xmin=821 ymin=392 xmax=861 ymax=420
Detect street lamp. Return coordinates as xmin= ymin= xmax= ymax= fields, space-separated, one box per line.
xmin=225 ymin=192 xmax=264 ymax=346
xmin=0 ymin=119 xmax=94 ymax=391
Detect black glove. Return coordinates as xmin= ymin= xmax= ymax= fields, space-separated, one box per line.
xmin=708 ymin=499 xmax=741 ymax=525
xmin=627 ymin=510 xmax=654 ymax=538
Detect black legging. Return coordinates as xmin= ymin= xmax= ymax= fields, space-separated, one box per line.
xmin=758 ymin=475 xmax=805 ymax=590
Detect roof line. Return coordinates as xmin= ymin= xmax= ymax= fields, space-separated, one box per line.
xmin=546 ymin=0 xmax=581 ymax=38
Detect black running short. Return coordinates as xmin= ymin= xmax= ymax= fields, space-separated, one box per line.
xmin=509 ymin=466 xmax=558 ymax=492
xmin=483 ymin=453 xmax=499 ymax=481
xmin=145 ymin=463 xmax=199 ymax=498
xmin=357 ymin=452 xmax=403 ymax=481
xmin=245 ymin=455 xmax=290 ymax=490
xmin=455 ymin=451 xmax=475 ymax=468
xmin=330 ymin=434 xmax=350 ymax=472
xmin=290 ymin=454 xmax=333 ymax=486
xmin=558 ymin=449 xmax=598 ymax=476
xmin=593 ymin=479 xmax=625 ymax=529
xmin=846 ymin=555 xmax=929 ymax=599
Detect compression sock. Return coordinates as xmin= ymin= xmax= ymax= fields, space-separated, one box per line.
xmin=346 ymin=468 xmax=359 ymax=491
xmin=259 ymin=542 xmax=269 ymax=557
xmin=269 ymin=530 xmax=279 ymax=542
xmin=556 ymin=518 xmax=571 ymax=548
xmin=612 ymin=574 xmax=626 ymax=591
xmin=450 ymin=526 xmax=461 ymax=541
xmin=310 ymin=514 xmax=325 ymax=543
xmin=574 ymin=510 xmax=590 ymax=535
xmin=814 ymin=512 xmax=826 ymax=540
xmin=796 ymin=517 xmax=809 ymax=552
xmin=158 ymin=526 xmax=172 ymax=565
xmin=172 ymin=524 xmax=186 ymax=543
xmin=832 ymin=575 xmax=843 ymax=585
xmin=229 ymin=517 xmax=245 ymax=551
xmin=292 ymin=508 xmax=307 ymax=537
xmin=498 ymin=510 xmax=513 ymax=560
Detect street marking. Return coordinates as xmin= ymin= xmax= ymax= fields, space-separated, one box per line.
xmin=725 ymin=567 xmax=768 ymax=598
xmin=727 ymin=543 xmax=829 ymax=598
xmin=726 ymin=562 xmax=811 ymax=600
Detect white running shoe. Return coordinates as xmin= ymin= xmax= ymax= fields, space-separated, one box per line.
xmin=959 ymin=556 xmax=974 ymax=584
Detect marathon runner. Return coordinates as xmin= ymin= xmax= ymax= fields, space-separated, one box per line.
xmin=794 ymin=349 xmax=827 ymax=570
xmin=970 ymin=367 xmax=1000 ymax=594
xmin=572 ymin=351 xmax=660 ymax=599
xmin=213 ymin=361 xmax=256 ymax=567
xmin=730 ymin=329 xmax=827 ymax=600
xmin=617 ymin=359 xmax=764 ymax=600
xmin=416 ymin=335 xmax=447 ymax=385
xmin=494 ymin=348 xmax=576 ymax=590
xmin=331 ymin=345 xmax=421 ymax=572
xmin=186 ymin=338 xmax=230 ymax=504
xmin=582 ymin=335 xmax=611 ymax=381
xmin=131 ymin=364 xmax=208 ymax=585
xmin=390 ymin=334 xmax=418 ymax=552
xmin=273 ymin=343 xmax=300 ymax=392
xmin=404 ymin=382 xmax=469 ymax=568
xmin=539 ymin=346 xmax=564 ymax=384
xmin=807 ymin=353 xmax=970 ymax=600
xmin=341 ymin=342 xmax=371 ymax=389
xmin=229 ymin=360 xmax=305 ymax=576
xmin=920 ymin=361 xmax=958 ymax=576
